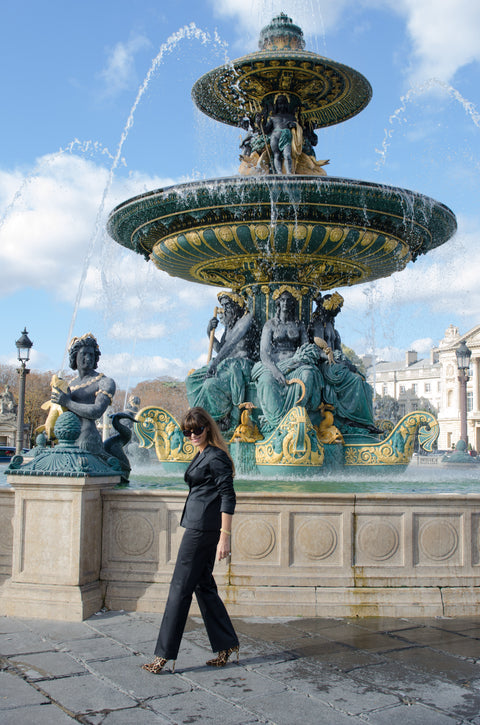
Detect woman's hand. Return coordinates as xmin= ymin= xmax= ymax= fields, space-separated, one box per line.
xmin=217 ymin=531 xmax=231 ymax=561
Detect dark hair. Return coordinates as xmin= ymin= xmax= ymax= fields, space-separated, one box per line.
xmin=181 ymin=407 xmax=235 ymax=476
xmin=68 ymin=335 xmax=101 ymax=370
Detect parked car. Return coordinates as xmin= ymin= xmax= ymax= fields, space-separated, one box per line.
xmin=0 ymin=446 xmax=16 ymax=462
xmin=0 ymin=446 xmax=29 ymax=462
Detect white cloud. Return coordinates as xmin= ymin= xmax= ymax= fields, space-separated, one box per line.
xmin=409 ymin=337 xmax=435 ymax=354
xmin=99 ymin=34 xmax=151 ymax=97
xmin=108 ymin=321 xmax=167 ymax=341
xmin=101 ymin=352 xmax=188 ymax=382
xmin=341 ymin=213 xmax=480 ymax=356
xmin=209 ymin=0 xmax=348 ymax=48
xmin=0 ymin=153 xmax=176 ymax=303
xmin=212 ymin=0 xmax=480 ymax=85
xmin=394 ymin=0 xmax=480 ymax=84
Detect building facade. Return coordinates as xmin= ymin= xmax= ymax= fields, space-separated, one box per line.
xmin=364 ymin=324 xmax=480 ymax=452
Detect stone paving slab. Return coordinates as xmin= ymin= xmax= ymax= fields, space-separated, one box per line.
xmin=89 ymin=653 xmax=193 ymax=699
xmin=254 ymin=657 xmax=400 ymax=715
xmin=38 ymin=672 xmax=136 ymax=716
xmin=10 ymin=650 xmax=88 ymax=680
xmin=147 ymin=687 xmax=263 ymax=724
xmin=84 ymin=706 xmax=171 ymax=724
xmin=1 ymin=703 xmax=77 ymax=724
xmin=0 ymin=618 xmax=30 ymax=635
xmin=0 ymin=669 xmax=49 ymax=709
xmin=350 ymin=660 xmax=480 ymax=720
xmin=59 ymin=635 xmax=135 ymax=662
xmin=86 ymin=617 xmax=162 ymax=647
xmin=1 ymin=630 xmax=57 ymax=656
xmin=360 ymin=702 xmax=461 ymax=724
xmin=2 ymin=612 xmax=480 ymax=724
xmin=383 ymin=643 xmax=480 ymax=682
xmin=185 ymin=662 xmax=287 ymax=702
xmin=24 ymin=618 xmax=104 ymax=642
xmin=313 ymin=621 xmax=414 ymax=653
xmin=240 ymin=687 xmax=360 ymax=724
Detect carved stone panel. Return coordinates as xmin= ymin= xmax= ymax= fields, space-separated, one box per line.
xmin=291 ymin=513 xmax=343 ymax=566
xmin=0 ymin=490 xmax=14 ymax=577
xmin=472 ymin=513 xmax=480 ymax=566
xmin=233 ymin=514 xmax=280 ymax=564
xmin=19 ymin=498 xmax=73 ymax=582
xmin=355 ymin=514 xmax=404 ymax=567
xmin=414 ymin=514 xmax=463 ymax=566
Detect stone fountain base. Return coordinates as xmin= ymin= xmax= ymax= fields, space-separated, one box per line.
xmin=2 ymin=480 xmax=480 ymax=620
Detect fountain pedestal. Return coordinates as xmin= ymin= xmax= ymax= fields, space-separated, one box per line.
xmin=0 ymin=412 xmax=121 ymax=620
xmin=0 ymin=473 xmax=119 ymax=621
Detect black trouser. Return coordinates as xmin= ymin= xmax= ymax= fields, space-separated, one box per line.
xmin=154 ymin=527 xmax=239 ymax=659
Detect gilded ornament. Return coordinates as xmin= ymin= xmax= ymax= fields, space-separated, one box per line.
xmin=255 ymin=406 xmax=324 ymax=467
xmin=134 ymin=407 xmax=194 ymax=462
xmin=344 ymin=411 xmax=439 ymax=466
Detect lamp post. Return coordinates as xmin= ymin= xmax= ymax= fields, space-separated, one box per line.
xmin=15 ymin=328 xmax=33 ymax=454
xmin=455 ymin=339 xmax=472 ymax=447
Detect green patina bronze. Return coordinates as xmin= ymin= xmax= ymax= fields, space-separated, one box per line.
xmin=108 ymin=175 xmax=456 ymax=302
xmin=6 ymin=412 xmax=122 ymax=478
xmin=108 ymin=14 xmax=455 ymax=475
xmin=191 ymin=13 xmax=372 ymax=129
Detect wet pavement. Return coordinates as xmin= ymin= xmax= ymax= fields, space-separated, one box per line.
xmin=2 ymin=610 xmax=480 ymax=723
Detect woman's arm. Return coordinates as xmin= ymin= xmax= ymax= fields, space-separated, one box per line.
xmin=217 ymin=512 xmax=233 ymax=561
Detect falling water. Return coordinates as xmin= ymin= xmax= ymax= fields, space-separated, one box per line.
xmin=59 ymin=23 xmax=230 ymax=374
xmin=375 ymin=79 xmax=480 ymax=170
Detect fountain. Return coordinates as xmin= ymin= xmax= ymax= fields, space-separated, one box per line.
xmin=108 ymin=14 xmax=456 ymax=476
xmin=3 ymin=16 xmax=479 ymax=622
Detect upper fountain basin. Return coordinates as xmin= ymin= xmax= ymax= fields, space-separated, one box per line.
xmin=107 ymin=175 xmax=457 ymax=291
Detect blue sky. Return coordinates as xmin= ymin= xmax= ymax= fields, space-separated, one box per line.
xmin=0 ymin=0 xmax=479 ymax=391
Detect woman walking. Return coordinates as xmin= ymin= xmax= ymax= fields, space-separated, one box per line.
xmin=142 ymin=407 xmax=239 ymax=674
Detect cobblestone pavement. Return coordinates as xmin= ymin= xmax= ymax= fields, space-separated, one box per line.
xmin=2 ymin=611 xmax=480 ymax=723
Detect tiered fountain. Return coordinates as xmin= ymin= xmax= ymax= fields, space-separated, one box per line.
xmin=109 ymin=14 xmax=456 ymax=477
xmin=4 ymin=17 xmax=480 ymax=622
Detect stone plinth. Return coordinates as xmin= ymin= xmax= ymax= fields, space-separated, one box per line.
xmin=0 ymin=488 xmax=14 ymax=581
xmin=0 ymin=473 xmax=119 ymax=621
xmin=2 ymin=486 xmax=480 ymax=620
xmin=101 ymin=490 xmax=480 ymax=618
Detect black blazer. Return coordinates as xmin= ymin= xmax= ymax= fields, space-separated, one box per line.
xmin=180 ymin=445 xmax=236 ymax=531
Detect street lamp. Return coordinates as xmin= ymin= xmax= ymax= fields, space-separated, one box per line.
xmin=455 ymin=339 xmax=472 ymax=447
xmin=15 ymin=328 xmax=33 ymax=454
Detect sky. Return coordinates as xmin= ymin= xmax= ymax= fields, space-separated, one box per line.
xmin=0 ymin=0 xmax=479 ymax=393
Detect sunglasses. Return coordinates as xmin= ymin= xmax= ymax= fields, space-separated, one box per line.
xmin=182 ymin=426 xmax=205 ymax=437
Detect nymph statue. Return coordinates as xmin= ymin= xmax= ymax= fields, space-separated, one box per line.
xmin=51 ymin=333 xmax=116 ymax=455
xmin=251 ymin=288 xmax=325 ymax=430
xmin=309 ymin=292 xmax=379 ymax=433
xmin=186 ymin=292 xmax=259 ymax=431
xmin=308 ymin=291 xmax=344 ymax=353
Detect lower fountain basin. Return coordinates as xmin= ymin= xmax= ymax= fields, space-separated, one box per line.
xmin=107 ymin=175 xmax=457 ymax=291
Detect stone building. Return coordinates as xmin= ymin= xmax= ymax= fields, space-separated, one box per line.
xmin=364 ymin=324 xmax=480 ymax=452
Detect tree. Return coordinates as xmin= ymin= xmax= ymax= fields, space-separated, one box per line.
xmin=127 ymin=378 xmax=188 ymax=423
xmin=341 ymin=345 xmax=366 ymax=376
xmin=0 ymin=363 xmax=19 ymax=391
xmin=0 ymin=363 xmax=55 ymax=445
xmin=24 ymin=371 xmax=53 ymax=443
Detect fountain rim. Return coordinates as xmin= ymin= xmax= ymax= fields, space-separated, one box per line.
xmin=107 ymin=174 xmax=457 ymax=222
